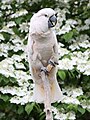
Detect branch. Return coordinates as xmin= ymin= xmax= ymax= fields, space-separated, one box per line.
xmin=41 ymin=71 xmax=53 ymax=120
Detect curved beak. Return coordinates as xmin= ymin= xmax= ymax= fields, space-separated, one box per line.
xmin=48 ymin=14 xmax=57 ymax=28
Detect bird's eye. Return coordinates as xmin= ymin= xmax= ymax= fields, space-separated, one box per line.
xmin=45 ymin=14 xmax=48 ymax=17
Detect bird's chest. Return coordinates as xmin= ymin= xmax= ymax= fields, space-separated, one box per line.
xmin=34 ymin=38 xmax=54 ymax=61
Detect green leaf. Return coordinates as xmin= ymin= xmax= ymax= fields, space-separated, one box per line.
xmin=18 ymin=106 xmax=24 ymax=115
xmin=25 ymin=103 xmax=35 ymax=115
xmin=62 ymin=31 xmax=73 ymax=42
xmin=13 ymin=26 xmax=20 ymax=35
xmin=2 ymin=32 xmax=11 ymax=42
xmin=72 ymin=29 xmax=79 ymax=36
xmin=39 ymin=113 xmax=45 ymax=120
xmin=9 ymin=77 xmax=17 ymax=84
xmin=78 ymin=106 xmax=85 ymax=114
xmin=67 ymin=104 xmax=78 ymax=112
xmin=0 ymin=94 xmax=9 ymax=102
xmin=68 ymin=71 xmax=75 ymax=79
xmin=87 ymin=109 xmax=90 ymax=112
xmin=58 ymin=70 xmax=66 ymax=80
xmin=15 ymin=17 xmax=23 ymax=24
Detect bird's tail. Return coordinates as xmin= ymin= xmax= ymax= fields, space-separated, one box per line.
xmin=32 ymin=80 xmax=63 ymax=103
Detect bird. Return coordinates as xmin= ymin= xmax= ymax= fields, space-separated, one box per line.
xmin=27 ymin=8 xmax=63 ymax=103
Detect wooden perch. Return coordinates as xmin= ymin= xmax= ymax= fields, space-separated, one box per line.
xmin=41 ymin=71 xmax=53 ymax=120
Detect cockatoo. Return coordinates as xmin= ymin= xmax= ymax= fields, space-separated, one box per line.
xmin=27 ymin=8 xmax=63 ymax=103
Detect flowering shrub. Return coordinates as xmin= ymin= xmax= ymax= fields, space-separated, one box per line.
xmin=0 ymin=0 xmax=90 ymax=120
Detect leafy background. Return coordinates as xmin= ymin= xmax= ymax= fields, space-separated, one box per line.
xmin=0 ymin=0 xmax=90 ymax=120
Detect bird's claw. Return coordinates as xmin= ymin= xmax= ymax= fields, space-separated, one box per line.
xmin=54 ymin=61 xmax=59 ymax=65
xmin=40 ymin=67 xmax=49 ymax=75
xmin=48 ymin=59 xmax=58 ymax=67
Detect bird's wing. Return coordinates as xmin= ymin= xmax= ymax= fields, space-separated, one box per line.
xmin=27 ymin=32 xmax=34 ymax=59
xmin=53 ymin=32 xmax=58 ymax=54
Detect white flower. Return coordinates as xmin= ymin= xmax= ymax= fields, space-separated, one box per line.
xmin=55 ymin=113 xmax=67 ymax=120
xmin=79 ymin=34 xmax=89 ymax=41
xmin=77 ymin=64 xmax=86 ymax=72
xmin=58 ymin=43 xmax=70 ymax=60
xmin=73 ymin=51 xmax=89 ymax=61
xmin=10 ymin=9 xmax=28 ymax=18
xmin=10 ymin=96 xmax=21 ymax=104
xmin=66 ymin=19 xmax=77 ymax=28
xmin=87 ymin=1 xmax=90 ymax=7
xmin=62 ymin=87 xmax=83 ymax=102
xmin=71 ymin=88 xmax=83 ymax=98
xmin=21 ymin=53 xmax=27 ymax=61
xmin=78 ymin=40 xmax=90 ymax=48
xmin=10 ymin=91 xmax=33 ymax=105
xmin=69 ymin=43 xmax=80 ymax=51
xmin=63 ymin=0 xmax=70 ymax=3
xmin=0 ymin=26 xmax=14 ymax=34
xmin=70 ymin=50 xmax=90 ymax=74
xmin=10 ymin=35 xmax=22 ymax=44
xmin=17 ymin=78 xmax=30 ymax=87
xmin=0 ymin=86 xmax=17 ymax=95
xmin=66 ymin=112 xmax=76 ymax=120
xmin=11 ymin=43 xmax=24 ymax=52
xmin=58 ymin=24 xmax=72 ymax=35
xmin=15 ymin=62 xmax=25 ymax=69
xmin=58 ymin=42 xmax=64 ymax=47
xmin=14 ymin=70 xmax=32 ymax=82
xmin=1 ymin=4 xmax=11 ymax=10
xmin=55 ymin=8 xmax=68 ymax=34
xmin=12 ymin=55 xmax=22 ymax=62
xmin=7 ymin=21 xmax=16 ymax=27
xmin=0 ymin=34 xmax=4 ymax=41
xmin=58 ymin=47 xmax=69 ymax=57
xmin=20 ymin=92 xmax=33 ymax=105
xmin=84 ymin=70 xmax=90 ymax=75
xmin=32 ymin=0 xmax=42 ymax=3
xmin=83 ymin=62 xmax=90 ymax=75
xmin=84 ymin=49 xmax=90 ymax=57
xmin=19 ymin=22 xmax=29 ymax=33
xmin=52 ymin=106 xmax=76 ymax=120
xmin=85 ymin=18 xmax=90 ymax=25
xmin=16 ymin=0 xmax=25 ymax=3
xmin=1 ymin=0 xmax=12 ymax=4
xmin=0 ymin=11 xmax=3 ymax=17
xmin=9 ymin=35 xmax=25 ymax=52
xmin=1 ymin=5 xmax=6 ymax=10
xmin=0 ymin=85 xmax=32 ymax=98
xmin=58 ymin=58 xmax=75 ymax=70
xmin=77 ymin=25 xmax=89 ymax=31
xmin=0 ymin=58 xmax=15 ymax=77
xmin=77 ymin=60 xmax=90 ymax=74
xmin=81 ymin=100 xmax=90 ymax=109
xmin=62 ymin=96 xmax=80 ymax=105
xmin=6 ymin=10 xmax=12 ymax=16
xmin=69 ymin=34 xmax=90 ymax=50
xmin=52 ymin=106 xmax=58 ymax=114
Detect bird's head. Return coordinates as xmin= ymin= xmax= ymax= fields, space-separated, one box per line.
xmin=30 ymin=8 xmax=57 ymax=35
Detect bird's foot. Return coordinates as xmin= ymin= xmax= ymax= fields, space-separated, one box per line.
xmin=40 ymin=67 xmax=49 ymax=75
xmin=48 ymin=59 xmax=58 ymax=67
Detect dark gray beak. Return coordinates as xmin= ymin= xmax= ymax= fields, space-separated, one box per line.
xmin=48 ymin=14 xmax=57 ymax=28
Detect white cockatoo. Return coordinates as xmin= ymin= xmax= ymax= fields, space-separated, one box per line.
xmin=27 ymin=8 xmax=63 ymax=103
